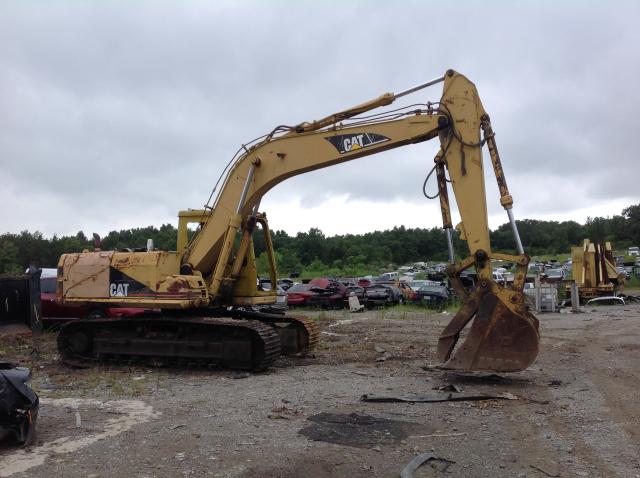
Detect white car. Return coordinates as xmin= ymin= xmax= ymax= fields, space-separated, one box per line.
xmin=492 ymin=271 xmax=506 ymax=286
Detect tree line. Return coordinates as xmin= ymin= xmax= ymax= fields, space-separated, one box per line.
xmin=1 ymin=204 xmax=638 ymax=276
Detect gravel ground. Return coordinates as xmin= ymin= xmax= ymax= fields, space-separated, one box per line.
xmin=1 ymin=299 xmax=639 ymax=478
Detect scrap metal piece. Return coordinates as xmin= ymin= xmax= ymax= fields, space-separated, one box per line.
xmin=529 ymin=464 xmax=561 ymax=477
xmin=400 ymin=453 xmax=455 ymax=478
xmin=585 ymin=296 xmax=625 ymax=306
xmin=360 ymin=391 xmax=518 ymax=403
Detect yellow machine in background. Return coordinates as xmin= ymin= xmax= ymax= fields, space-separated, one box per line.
xmin=569 ymin=239 xmax=625 ymax=301
xmin=57 ymin=69 xmax=539 ymax=372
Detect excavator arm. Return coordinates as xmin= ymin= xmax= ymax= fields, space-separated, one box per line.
xmin=182 ymin=69 xmax=539 ymax=372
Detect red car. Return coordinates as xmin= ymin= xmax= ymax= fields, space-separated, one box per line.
xmin=40 ymin=276 xmax=149 ymax=321
xmin=286 ymin=279 xmax=347 ymax=309
xmin=285 ymin=283 xmax=316 ymax=307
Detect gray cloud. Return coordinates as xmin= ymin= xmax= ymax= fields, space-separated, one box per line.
xmin=1 ymin=1 xmax=638 ymax=238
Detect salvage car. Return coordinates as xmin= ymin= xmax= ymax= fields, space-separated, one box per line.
xmin=375 ymin=281 xmax=417 ymax=302
xmin=286 ymin=283 xmax=316 ymax=307
xmin=365 ymin=284 xmax=403 ymax=307
xmin=395 ymin=281 xmax=418 ymax=302
xmin=307 ymin=278 xmax=347 ymax=309
xmin=415 ymin=284 xmax=451 ymax=308
xmin=287 ymin=279 xmax=346 ymax=309
xmin=542 ymin=268 xmax=567 ymax=283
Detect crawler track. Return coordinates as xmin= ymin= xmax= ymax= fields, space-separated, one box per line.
xmin=57 ymin=316 xmax=280 ymax=371
xmin=235 ymin=311 xmax=319 ymax=355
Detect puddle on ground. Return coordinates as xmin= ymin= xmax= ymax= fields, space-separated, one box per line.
xmin=299 ymin=412 xmax=428 ymax=448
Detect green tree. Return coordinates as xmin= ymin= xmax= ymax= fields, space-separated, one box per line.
xmin=0 ymin=239 xmax=22 ymax=274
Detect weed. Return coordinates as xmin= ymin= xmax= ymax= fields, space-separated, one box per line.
xmin=107 ymin=377 xmax=125 ymax=396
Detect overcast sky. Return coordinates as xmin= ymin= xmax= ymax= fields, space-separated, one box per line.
xmin=1 ymin=1 xmax=638 ymax=241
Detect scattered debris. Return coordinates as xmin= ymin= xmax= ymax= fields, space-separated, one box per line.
xmin=168 ymin=423 xmax=186 ymax=430
xmin=352 ymin=371 xmax=374 ymax=377
xmin=231 ymin=372 xmax=251 ymax=379
xmin=529 ymin=463 xmax=561 ymax=477
xmin=360 ymin=392 xmax=519 ymax=403
xmin=409 ymin=432 xmax=466 ymax=438
xmin=622 ymin=294 xmax=640 ymax=303
xmin=434 ymin=384 xmax=462 ymax=392
xmin=327 ymin=319 xmax=357 ymax=328
xmin=400 ymin=452 xmax=455 ymax=478
xmin=268 ymin=414 xmax=290 ymax=420
xmin=320 ymin=331 xmax=345 ymax=337
xmin=270 ymin=403 xmax=303 ymax=418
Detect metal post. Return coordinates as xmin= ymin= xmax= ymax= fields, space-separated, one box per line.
xmin=570 ymin=281 xmax=580 ymax=312
xmin=534 ymin=272 xmax=541 ymax=313
xmin=445 ymin=228 xmax=455 ymax=264
xmin=506 ymin=208 xmax=525 ymax=255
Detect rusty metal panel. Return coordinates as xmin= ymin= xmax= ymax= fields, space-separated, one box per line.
xmin=111 ymin=251 xmax=180 ymax=291
xmin=61 ymin=252 xmax=112 ymax=299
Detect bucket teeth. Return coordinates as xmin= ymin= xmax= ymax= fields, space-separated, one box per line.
xmin=438 ymin=291 xmax=539 ymax=373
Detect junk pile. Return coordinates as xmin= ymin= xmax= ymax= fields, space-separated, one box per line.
xmin=0 ymin=361 xmax=39 ymax=446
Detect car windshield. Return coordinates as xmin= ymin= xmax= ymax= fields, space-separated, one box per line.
xmin=546 ymin=269 xmax=563 ymax=278
xmin=41 ymin=277 xmax=57 ymax=294
xmin=418 ymin=285 xmax=446 ymax=293
xmin=288 ymin=284 xmax=311 ymax=292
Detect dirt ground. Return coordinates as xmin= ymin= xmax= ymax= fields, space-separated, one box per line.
xmin=1 ymin=298 xmax=639 ymax=478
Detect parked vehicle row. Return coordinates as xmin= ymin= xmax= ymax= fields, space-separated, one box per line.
xmin=284 ymin=276 xmax=453 ymax=309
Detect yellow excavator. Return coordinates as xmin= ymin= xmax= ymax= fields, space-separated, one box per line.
xmin=56 ymin=69 xmax=539 ymax=372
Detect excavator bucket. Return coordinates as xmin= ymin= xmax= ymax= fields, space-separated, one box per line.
xmin=437 ymin=291 xmax=539 ymax=372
